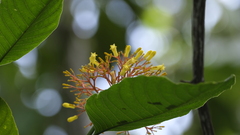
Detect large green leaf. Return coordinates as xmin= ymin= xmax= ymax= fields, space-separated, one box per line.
xmin=0 ymin=97 xmax=19 ymax=135
xmin=0 ymin=0 xmax=63 ymax=66
xmin=85 ymin=75 xmax=236 ymax=135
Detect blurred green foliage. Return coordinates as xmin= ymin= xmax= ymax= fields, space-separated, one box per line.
xmin=0 ymin=0 xmax=63 ymax=66
xmin=0 ymin=97 xmax=19 ymax=135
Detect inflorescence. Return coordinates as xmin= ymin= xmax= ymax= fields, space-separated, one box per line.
xmin=62 ymin=44 xmax=166 ymax=134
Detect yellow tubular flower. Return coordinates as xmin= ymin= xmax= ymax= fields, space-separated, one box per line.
xmin=62 ymin=83 xmax=71 ymax=87
xmin=120 ymin=65 xmax=130 ymax=76
xmin=110 ymin=44 xmax=118 ymax=57
xmin=135 ymin=50 xmax=143 ymax=59
xmin=94 ymin=61 xmax=99 ymax=66
xmin=125 ymin=57 xmax=137 ymax=66
xmin=161 ymin=72 xmax=167 ymax=76
xmin=143 ymin=50 xmax=152 ymax=59
xmin=110 ymin=71 xmax=116 ymax=84
xmin=62 ymin=102 xmax=76 ymax=109
xmin=98 ymin=57 xmax=105 ymax=63
xmin=89 ymin=52 xmax=97 ymax=62
xmin=146 ymin=51 xmax=156 ymax=61
xmin=89 ymin=52 xmax=99 ymax=66
xmin=63 ymin=44 xmax=167 ymax=127
xmin=159 ymin=64 xmax=165 ymax=70
xmin=63 ymin=70 xmax=71 ymax=76
xmin=124 ymin=45 xmax=131 ymax=57
xmin=62 ymin=83 xmax=71 ymax=89
xmin=80 ymin=66 xmax=87 ymax=72
xmin=67 ymin=115 xmax=78 ymax=122
xmin=133 ymin=47 xmax=142 ymax=55
xmin=150 ymin=64 xmax=165 ymax=71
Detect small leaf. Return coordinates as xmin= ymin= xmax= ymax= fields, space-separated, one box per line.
xmin=85 ymin=75 xmax=236 ymax=134
xmin=0 ymin=0 xmax=63 ymax=66
xmin=0 ymin=97 xmax=19 ymax=135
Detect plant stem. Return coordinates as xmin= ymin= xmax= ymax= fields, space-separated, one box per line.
xmin=87 ymin=126 xmax=95 ymax=135
xmin=191 ymin=0 xmax=215 ymax=135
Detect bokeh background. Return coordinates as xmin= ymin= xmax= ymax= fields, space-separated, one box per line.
xmin=0 ymin=0 xmax=240 ymax=135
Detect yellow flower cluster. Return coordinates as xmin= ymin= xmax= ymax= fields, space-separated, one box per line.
xmin=62 ymin=44 xmax=166 ymax=123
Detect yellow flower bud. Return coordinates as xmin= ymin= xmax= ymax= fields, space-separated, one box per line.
xmin=62 ymin=102 xmax=75 ymax=109
xmin=161 ymin=72 xmax=167 ymax=76
xmin=94 ymin=61 xmax=99 ymax=66
xmin=80 ymin=66 xmax=87 ymax=72
xmin=116 ymin=131 xmax=125 ymax=135
xmin=135 ymin=50 xmax=143 ymax=59
xmin=67 ymin=115 xmax=78 ymax=122
xmin=89 ymin=69 xmax=95 ymax=73
xmin=143 ymin=50 xmax=152 ymax=59
xmin=63 ymin=70 xmax=71 ymax=76
xmin=120 ymin=64 xmax=130 ymax=76
xmin=124 ymin=45 xmax=131 ymax=57
xmin=125 ymin=57 xmax=137 ymax=66
xmin=62 ymin=83 xmax=71 ymax=87
xmin=62 ymin=83 xmax=71 ymax=89
xmin=98 ymin=57 xmax=105 ymax=63
xmin=110 ymin=71 xmax=116 ymax=84
xmin=146 ymin=51 xmax=156 ymax=61
xmin=150 ymin=64 xmax=165 ymax=71
xmin=160 ymin=64 xmax=165 ymax=70
xmin=110 ymin=44 xmax=118 ymax=57
xmin=133 ymin=47 xmax=142 ymax=55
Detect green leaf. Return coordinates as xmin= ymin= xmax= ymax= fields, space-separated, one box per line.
xmin=85 ymin=75 xmax=236 ymax=134
xmin=0 ymin=97 xmax=19 ymax=135
xmin=0 ymin=0 xmax=63 ymax=66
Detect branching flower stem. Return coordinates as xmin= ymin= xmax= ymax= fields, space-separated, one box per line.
xmin=63 ymin=44 xmax=166 ymax=134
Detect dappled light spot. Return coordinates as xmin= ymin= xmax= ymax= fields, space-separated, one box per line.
xmin=15 ymin=48 xmax=38 ymax=79
xmin=35 ymin=89 xmax=62 ymax=117
xmin=205 ymin=0 xmax=222 ymax=32
xmin=71 ymin=0 xmax=99 ymax=39
xmin=153 ymin=0 xmax=184 ymax=15
xmin=127 ymin=23 xmax=168 ymax=60
xmin=43 ymin=125 xmax=67 ymax=135
xmin=218 ymin=0 xmax=240 ymax=10
xmin=105 ymin=0 xmax=135 ymax=27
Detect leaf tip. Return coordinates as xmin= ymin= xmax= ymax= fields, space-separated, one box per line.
xmin=226 ymin=74 xmax=236 ymax=85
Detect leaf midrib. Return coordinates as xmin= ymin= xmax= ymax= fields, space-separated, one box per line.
xmin=94 ymin=82 xmax=227 ymax=134
xmin=0 ymin=0 xmax=52 ymax=63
